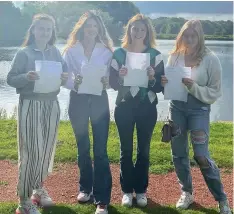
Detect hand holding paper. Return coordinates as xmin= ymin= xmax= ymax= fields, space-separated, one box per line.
xmin=124 ymin=52 xmax=150 ymax=88
xmin=77 ymin=64 xmax=107 ymax=96
xmin=182 ymin=78 xmax=194 ymax=89
xmin=119 ymin=66 xmax=128 ymax=76
xmin=164 ymin=66 xmax=192 ymax=102
xmin=33 ymin=60 xmax=63 ymax=93
xmin=27 ymin=71 xmax=40 ymax=81
xmin=147 ymin=66 xmax=155 ymax=81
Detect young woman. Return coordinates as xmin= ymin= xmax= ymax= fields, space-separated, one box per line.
xmin=161 ymin=20 xmax=231 ymax=214
xmin=7 ymin=14 xmax=68 ymax=214
xmin=109 ymin=14 xmax=164 ymax=207
xmin=63 ymin=10 xmax=113 ymax=214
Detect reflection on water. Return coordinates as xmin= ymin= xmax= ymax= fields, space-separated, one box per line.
xmin=0 ymin=40 xmax=233 ymax=121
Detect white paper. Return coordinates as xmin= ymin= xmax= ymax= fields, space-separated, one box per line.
xmin=164 ymin=66 xmax=192 ymax=102
xmin=124 ymin=52 xmax=150 ymax=88
xmin=34 ymin=60 xmax=62 ymax=93
xmin=78 ymin=64 xmax=107 ymax=96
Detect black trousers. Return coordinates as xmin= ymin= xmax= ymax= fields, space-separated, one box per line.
xmin=114 ymin=97 xmax=157 ymax=193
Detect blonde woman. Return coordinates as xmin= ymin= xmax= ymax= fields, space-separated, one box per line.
xmin=109 ymin=14 xmax=164 ymax=207
xmin=161 ymin=20 xmax=231 ymax=214
xmin=63 ymin=10 xmax=113 ymax=214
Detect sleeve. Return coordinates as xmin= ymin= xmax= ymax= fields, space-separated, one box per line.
xmin=109 ymin=55 xmax=121 ymax=91
xmin=104 ymin=50 xmax=113 ymax=90
xmin=188 ymin=54 xmax=222 ymax=104
xmin=7 ymin=49 xmax=30 ymax=88
xmin=55 ymin=47 xmax=68 ymax=73
xmin=63 ymin=49 xmax=76 ymax=90
xmin=54 ymin=47 xmax=68 ymax=86
xmin=149 ymin=53 xmax=165 ymax=93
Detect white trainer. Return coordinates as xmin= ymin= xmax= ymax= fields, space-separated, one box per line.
xmin=95 ymin=205 xmax=108 ymax=214
xmin=31 ymin=188 xmax=53 ymax=207
xmin=77 ymin=192 xmax=91 ymax=203
xmin=136 ymin=193 xmax=147 ymax=207
xmin=176 ymin=191 xmax=194 ymax=209
xmin=218 ymin=200 xmax=232 ymax=214
xmin=121 ymin=193 xmax=133 ymax=207
xmin=16 ymin=200 xmax=41 ymax=214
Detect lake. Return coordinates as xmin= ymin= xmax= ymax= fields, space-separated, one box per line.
xmin=0 ymin=40 xmax=233 ymax=121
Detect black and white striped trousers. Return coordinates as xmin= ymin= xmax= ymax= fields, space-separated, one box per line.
xmin=17 ymin=99 xmax=60 ymax=199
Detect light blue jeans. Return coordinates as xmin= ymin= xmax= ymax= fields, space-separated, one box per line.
xmin=169 ymin=95 xmax=227 ymax=202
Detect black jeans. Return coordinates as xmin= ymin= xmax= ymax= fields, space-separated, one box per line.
xmin=68 ymin=90 xmax=112 ymax=205
xmin=114 ymin=97 xmax=157 ymax=193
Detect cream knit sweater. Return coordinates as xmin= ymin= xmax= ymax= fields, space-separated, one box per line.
xmin=166 ymin=51 xmax=222 ymax=104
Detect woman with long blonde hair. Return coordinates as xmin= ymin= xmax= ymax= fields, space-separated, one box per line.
xmin=63 ymin=10 xmax=113 ymax=214
xmin=109 ymin=14 xmax=164 ymax=207
xmin=161 ymin=20 xmax=231 ymax=214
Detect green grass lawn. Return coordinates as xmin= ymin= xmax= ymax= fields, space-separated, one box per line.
xmin=0 ymin=203 xmax=221 ymax=214
xmin=0 ymin=120 xmax=232 ymax=213
xmin=0 ymin=120 xmax=233 ymax=174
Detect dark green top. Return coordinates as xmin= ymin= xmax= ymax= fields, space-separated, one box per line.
xmin=109 ymin=47 xmax=164 ymax=106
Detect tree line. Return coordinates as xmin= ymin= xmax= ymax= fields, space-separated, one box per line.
xmin=0 ymin=1 xmax=233 ymax=47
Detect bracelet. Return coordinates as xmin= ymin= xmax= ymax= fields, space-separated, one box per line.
xmin=149 ymin=78 xmax=156 ymax=87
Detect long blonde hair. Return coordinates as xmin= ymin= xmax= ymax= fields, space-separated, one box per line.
xmin=121 ymin=14 xmax=156 ymax=49
xmin=22 ymin=14 xmax=56 ymax=47
xmin=171 ymin=20 xmax=210 ymax=63
xmin=63 ymin=10 xmax=113 ymax=54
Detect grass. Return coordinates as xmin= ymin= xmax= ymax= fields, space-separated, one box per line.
xmin=0 ymin=119 xmax=232 ymax=213
xmin=0 ymin=120 xmax=233 ymax=174
xmin=0 ymin=203 xmax=221 ymax=214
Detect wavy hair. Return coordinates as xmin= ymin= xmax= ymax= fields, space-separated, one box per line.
xmin=63 ymin=10 xmax=113 ymax=54
xmin=171 ymin=19 xmax=210 ymax=64
xmin=121 ymin=13 xmax=156 ymax=49
xmin=22 ymin=13 xmax=56 ymax=47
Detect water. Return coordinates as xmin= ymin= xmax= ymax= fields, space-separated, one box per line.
xmin=0 ymin=40 xmax=233 ymax=121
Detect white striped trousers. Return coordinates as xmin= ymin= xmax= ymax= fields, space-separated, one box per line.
xmin=17 ymin=99 xmax=60 ymax=198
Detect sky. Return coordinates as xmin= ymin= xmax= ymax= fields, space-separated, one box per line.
xmin=134 ymin=1 xmax=233 ymax=21
xmin=13 ymin=1 xmax=233 ymax=21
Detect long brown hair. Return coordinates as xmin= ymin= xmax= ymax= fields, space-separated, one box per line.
xmin=121 ymin=13 xmax=156 ymax=49
xmin=63 ymin=10 xmax=113 ymax=54
xmin=171 ymin=20 xmax=210 ymax=63
xmin=22 ymin=13 xmax=56 ymax=47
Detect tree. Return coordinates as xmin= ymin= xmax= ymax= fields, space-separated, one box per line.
xmin=0 ymin=2 xmax=30 ymax=46
xmin=91 ymin=1 xmax=140 ymax=25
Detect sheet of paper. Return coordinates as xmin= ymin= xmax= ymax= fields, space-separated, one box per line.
xmin=78 ymin=64 xmax=107 ymax=96
xmin=164 ymin=66 xmax=192 ymax=102
xmin=124 ymin=52 xmax=150 ymax=88
xmin=34 ymin=60 xmax=62 ymax=93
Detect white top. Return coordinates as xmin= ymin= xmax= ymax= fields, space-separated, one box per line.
xmin=63 ymin=42 xmax=113 ymax=91
xmin=167 ymin=52 xmax=222 ymax=104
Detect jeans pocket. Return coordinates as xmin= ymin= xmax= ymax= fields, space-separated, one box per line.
xmin=201 ymin=106 xmax=209 ymax=111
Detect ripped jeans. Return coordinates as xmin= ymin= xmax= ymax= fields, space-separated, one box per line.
xmin=169 ymin=99 xmax=227 ymax=202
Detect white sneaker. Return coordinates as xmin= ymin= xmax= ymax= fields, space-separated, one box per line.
xmin=31 ymin=188 xmax=53 ymax=207
xmin=121 ymin=193 xmax=133 ymax=207
xmin=176 ymin=191 xmax=194 ymax=209
xmin=136 ymin=193 xmax=147 ymax=207
xmin=16 ymin=200 xmax=41 ymax=214
xmin=77 ymin=192 xmax=91 ymax=203
xmin=218 ymin=200 xmax=232 ymax=214
xmin=95 ymin=205 xmax=108 ymax=214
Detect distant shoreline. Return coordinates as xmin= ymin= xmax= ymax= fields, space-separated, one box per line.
xmin=0 ymin=34 xmax=233 ymax=48
xmin=156 ymin=34 xmax=233 ymax=41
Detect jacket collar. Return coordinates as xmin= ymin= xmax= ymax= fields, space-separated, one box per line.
xmin=29 ymin=42 xmax=52 ymax=52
